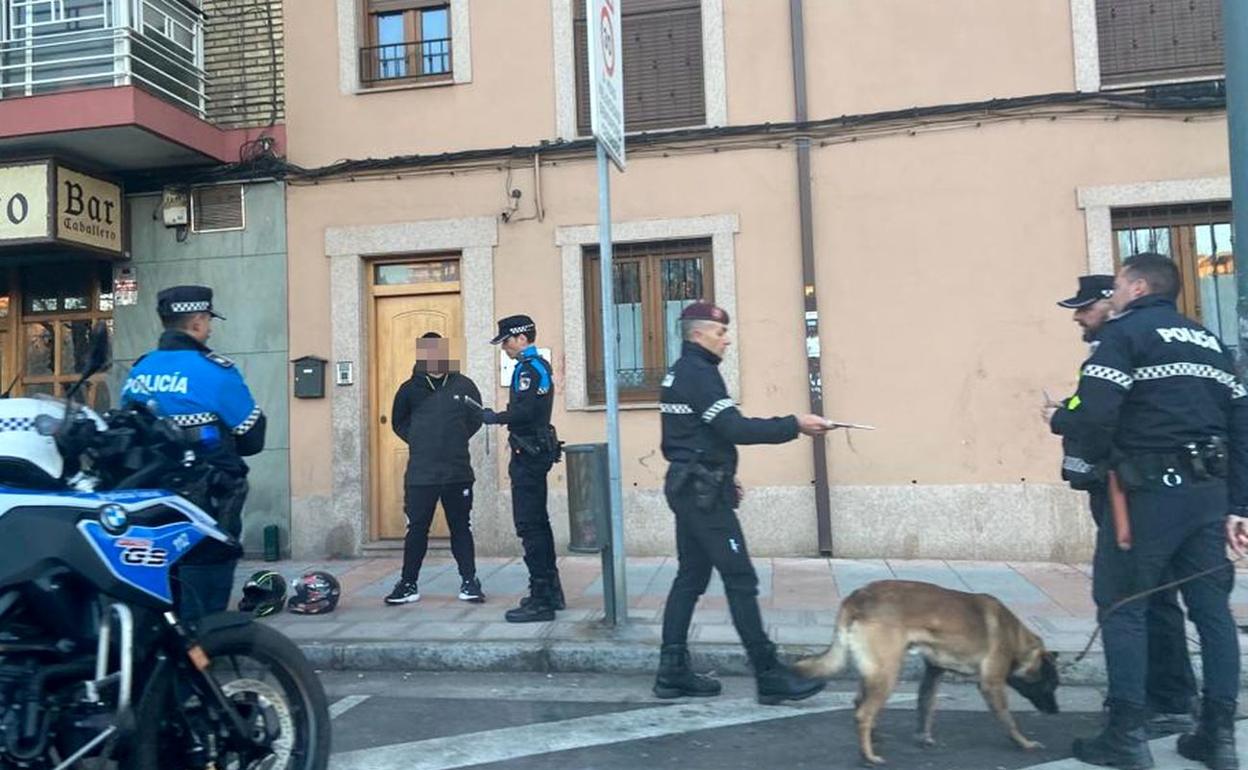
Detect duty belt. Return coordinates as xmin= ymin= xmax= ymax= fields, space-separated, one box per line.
xmin=1115 ymin=437 xmax=1228 ymax=490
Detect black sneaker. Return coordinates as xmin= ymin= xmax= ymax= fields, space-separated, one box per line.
xmin=384 ymin=579 xmax=420 ymax=605
xmin=459 ymin=577 xmax=485 ymax=603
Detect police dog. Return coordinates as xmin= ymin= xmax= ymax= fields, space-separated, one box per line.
xmin=794 ymin=580 xmax=1059 ymax=765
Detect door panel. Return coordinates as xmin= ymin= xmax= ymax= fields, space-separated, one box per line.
xmin=373 ymin=292 xmax=463 ymax=540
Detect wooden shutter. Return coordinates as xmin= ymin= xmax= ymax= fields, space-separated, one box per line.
xmin=1096 ymin=0 xmax=1224 ymax=86
xmin=574 ymin=0 xmax=704 ymax=136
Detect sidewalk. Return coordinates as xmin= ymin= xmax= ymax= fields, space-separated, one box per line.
xmin=237 ymin=555 xmax=1248 ymax=686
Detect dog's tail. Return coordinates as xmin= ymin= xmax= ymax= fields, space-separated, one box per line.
xmin=793 ymin=603 xmax=854 ymax=678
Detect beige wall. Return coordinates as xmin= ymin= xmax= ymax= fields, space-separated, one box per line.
xmin=283 ymin=0 xmax=1231 ymax=560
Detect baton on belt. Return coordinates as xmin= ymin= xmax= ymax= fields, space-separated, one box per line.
xmin=454 ymin=394 xmax=489 ymax=455
xmin=1107 ymin=470 xmax=1132 ymax=551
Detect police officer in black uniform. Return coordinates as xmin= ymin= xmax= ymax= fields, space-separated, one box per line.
xmin=120 ymin=286 xmax=266 ymax=623
xmin=481 ymin=314 xmax=564 ymax=623
xmin=1050 ymin=274 xmax=1198 ymax=737
xmin=654 ymin=302 xmax=830 ymax=704
xmin=1057 ymin=255 xmax=1242 ymax=769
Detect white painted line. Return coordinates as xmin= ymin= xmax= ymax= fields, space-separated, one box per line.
xmin=329 ymin=692 xmax=916 ymax=770
xmin=329 ymin=695 xmax=370 ymax=720
xmin=1017 ymin=720 xmax=1248 ymax=769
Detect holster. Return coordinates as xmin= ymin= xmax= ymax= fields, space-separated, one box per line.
xmin=1113 ymin=437 xmax=1227 ymax=491
xmin=669 ymin=460 xmax=728 ymax=511
xmin=510 ymin=425 xmax=564 ymax=463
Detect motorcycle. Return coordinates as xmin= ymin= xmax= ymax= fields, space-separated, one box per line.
xmin=0 ymin=322 xmax=330 ymax=769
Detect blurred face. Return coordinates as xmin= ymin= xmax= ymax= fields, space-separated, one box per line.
xmin=1111 ymin=268 xmax=1148 ymax=314
xmin=691 ymin=321 xmax=731 ymax=358
xmin=414 ymin=337 xmax=450 ymax=375
xmin=1073 ymin=299 xmax=1112 ymax=341
xmin=501 ymin=335 xmax=528 ymax=359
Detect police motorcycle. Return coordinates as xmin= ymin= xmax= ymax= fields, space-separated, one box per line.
xmin=0 ymin=323 xmax=329 ymax=769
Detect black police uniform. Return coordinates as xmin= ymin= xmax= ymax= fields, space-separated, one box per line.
xmin=1059 ymin=292 xmax=1244 ymax=763
xmin=1052 ymin=278 xmax=1196 ymax=722
xmin=120 ymin=286 xmax=266 ymax=623
xmin=656 ymin=303 xmax=824 ymax=704
xmin=483 ymin=315 xmax=562 ymax=621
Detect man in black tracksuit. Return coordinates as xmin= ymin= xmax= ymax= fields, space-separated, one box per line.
xmin=385 ymin=332 xmax=485 ymax=605
xmin=1050 ymin=275 xmax=1197 ymax=737
xmin=481 ymin=314 xmax=564 ymax=623
xmin=1058 ymin=254 xmax=1245 ymax=770
xmin=654 ymin=301 xmax=830 ymax=705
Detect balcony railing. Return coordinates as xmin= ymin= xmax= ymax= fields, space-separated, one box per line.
xmin=0 ymin=0 xmax=206 ymax=117
xmin=359 ymin=37 xmax=451 ymax=87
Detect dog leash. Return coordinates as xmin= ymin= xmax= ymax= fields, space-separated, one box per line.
xmin=1066 ymin=552 xmax=1245 ymax=670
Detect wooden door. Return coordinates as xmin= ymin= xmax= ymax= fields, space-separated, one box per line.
xmin=372 ymin=290 xmax=463 ymax=540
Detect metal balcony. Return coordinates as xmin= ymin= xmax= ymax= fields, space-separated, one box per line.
xmin=0 ymin=0 xmax=206 ymax=118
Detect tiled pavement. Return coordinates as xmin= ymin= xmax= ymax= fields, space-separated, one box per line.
xmin=239 ymin=555 xmax=1248 ymax=656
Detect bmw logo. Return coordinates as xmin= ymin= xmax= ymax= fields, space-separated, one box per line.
xmin=99 ymin=505 xmax=129 ymax=534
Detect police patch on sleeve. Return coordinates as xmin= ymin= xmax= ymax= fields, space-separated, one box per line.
xmin=518 ymin=374 xmax=531 ymax=392
xmin=204 ymin=352 xmax=235 ymax=368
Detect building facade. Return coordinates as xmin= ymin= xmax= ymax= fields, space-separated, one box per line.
xmin=301 ymin=0 xmax=1228 ymax=560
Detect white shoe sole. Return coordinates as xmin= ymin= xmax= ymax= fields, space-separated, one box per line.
xmin=385 ymin=594 xmax=421 ymax=605
xmin=459 ymin=592 xmax=485 ymax=602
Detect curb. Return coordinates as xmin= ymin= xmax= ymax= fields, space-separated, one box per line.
xmin=297 ymin=639 xmax=1134 ymax=687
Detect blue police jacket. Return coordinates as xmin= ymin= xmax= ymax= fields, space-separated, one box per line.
xmin=120 ymin=330 xmax=266 ymax=476
xmin=493 ymin=345 xmax=553 ymax=439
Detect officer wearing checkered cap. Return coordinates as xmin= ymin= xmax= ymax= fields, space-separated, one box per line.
xmin=1049 ymin=274 xmax=1198 ymax=739
xmin=121 ymin=285 xmax=266 ymax=623
xmin=654 ymin=301 xmax=832 ymax=705
xmin=1058 ymin=255 xmax=1248 ymax=767
xmin=480 ymin=314 xmax=564 ymax=622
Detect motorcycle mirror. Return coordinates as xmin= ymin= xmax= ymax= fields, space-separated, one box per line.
xmin=65 ymin=321 xmax=111 ymax=403
xmin=33 ymin=414 xmax=62 ymax=436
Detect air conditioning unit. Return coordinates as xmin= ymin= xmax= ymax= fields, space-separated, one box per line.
xmin=161 ymin=188 xmax=189 ymax=227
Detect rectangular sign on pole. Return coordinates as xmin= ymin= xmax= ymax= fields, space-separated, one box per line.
xmin=587 ymin=0 xmax=625 ymax=170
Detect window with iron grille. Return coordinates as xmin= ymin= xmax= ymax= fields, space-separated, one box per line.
xmin=583 ymin=238 xmax=713 ymax=404
xmin=359 ymin=0 xmax=451 ymax=87
xmin=1095 ymin=0 xmax=1223 ymax=86
xmin=574 ymin=0 xmax=705 ymax=136
xmin=191 ymin=185 xmax=245 ymax=233
xmin=1111 ymin=201 xmax=1235 ymax=353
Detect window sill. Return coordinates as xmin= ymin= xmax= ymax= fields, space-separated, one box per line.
xmin=569 ymin=402 xmax=662 ymax=413
xmin=356 ymin=78 xmax=458 ymax=95
xmin=1097 ymin=73 xmax=1223 ymax=92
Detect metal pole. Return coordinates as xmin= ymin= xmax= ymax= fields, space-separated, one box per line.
xmin=1226 ymin=0 xmax=1248 ymax=372
xmin=597 ymin=142 xmax=628 ymax=627
xmin=789 ymin=0 xmax=833 ymax=554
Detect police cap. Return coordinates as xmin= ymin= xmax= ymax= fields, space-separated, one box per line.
xmin=156 ymin=285 xmax=225 ymax=320
xmin=490 ymin=314 xmax=536 ymax=345
xmin=679 ymin=302 xmax=730 ymax=325
xmin=1057 ymin=275 xmax=1114 ymax=309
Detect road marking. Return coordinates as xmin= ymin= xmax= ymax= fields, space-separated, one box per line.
xmin=329 ymin=692 xmax=915 ymax=770
xmin=1018 ymin=721 xmax=1248 ymax=769
xmin=329 ymin=695 xmax=370 ymax=720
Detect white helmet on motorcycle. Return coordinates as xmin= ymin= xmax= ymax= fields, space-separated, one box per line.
xmin=0 ymin=397 xmax=103 ymax=488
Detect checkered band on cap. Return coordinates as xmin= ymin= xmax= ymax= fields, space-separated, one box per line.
xmin=168 ymin=301 xmax=211 ymax=314
xmin=509 ymin=323 xmax=535 ymax=335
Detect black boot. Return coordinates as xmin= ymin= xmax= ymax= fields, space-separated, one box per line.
xmin=749 ymin=643 xmax=825 ymax=706
xmin=505 ymin=579 xmax=555 ymax=623
xmin=1072 ymin=700 xmax=1154 ymax=770
xmin=1177 ymin=698 xmax=1239 ymax=770
xmin=520 ymin=574 xmax=565 ymax=611
xmin=653 ymin=644 xmax=722 ymax=699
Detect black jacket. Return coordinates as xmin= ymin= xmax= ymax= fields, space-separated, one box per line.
xmin=391 ymin=369 xmax=483 ymax=486
xmin=1054 ymin=294 xmax=1248 ymax=512
xmin=660 ymin=340 xmax=799 ymax=474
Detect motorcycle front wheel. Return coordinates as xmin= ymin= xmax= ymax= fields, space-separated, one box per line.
xmin=132 ymin=620 xmax=331 ymax=770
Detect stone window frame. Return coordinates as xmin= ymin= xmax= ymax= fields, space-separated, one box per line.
xmin=550 ymin=0 xmax=727 ymax=141
xmin=557 ymin=214 xmax=740 ymax=411
xmin=338 ymin=0 xmax=472 ymax=94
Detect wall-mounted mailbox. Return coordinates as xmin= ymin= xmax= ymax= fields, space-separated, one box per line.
xmin=292 ymin=356 xmax=328 ymax=399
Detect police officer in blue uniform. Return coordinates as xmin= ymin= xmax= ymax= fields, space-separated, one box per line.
xmin=481 ymin=314 xmax=564 ymax=623
xmin=121 ymin=286 xmax=266 ymax=623
xmin=1050 ymin=274 xmax=1198 ymax=737
xmin=1058 ymin=255 xmax=1243 ymax=769
xmin=654 ymin=302 xmax=830 ymax=705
